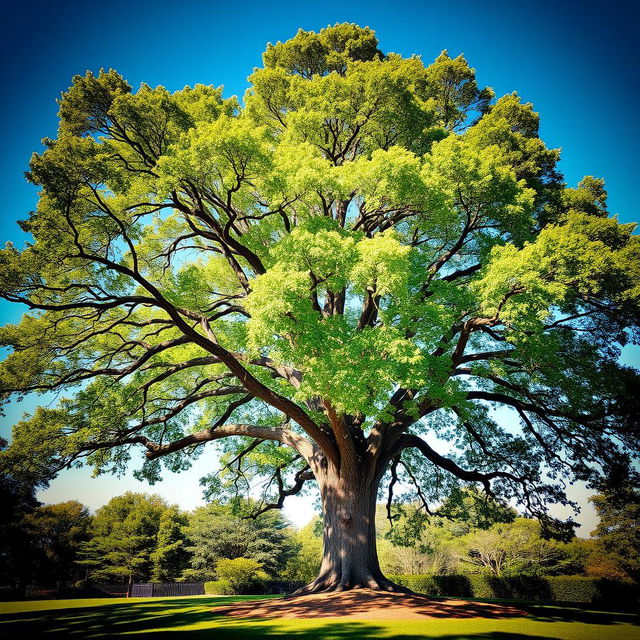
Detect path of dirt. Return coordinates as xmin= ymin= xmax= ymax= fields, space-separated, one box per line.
xmin=213 ymin=589 xmax=528 ymax=621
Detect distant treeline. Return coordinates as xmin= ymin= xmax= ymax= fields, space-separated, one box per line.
xmin=1 ymin=479 xmax=638 ymax=590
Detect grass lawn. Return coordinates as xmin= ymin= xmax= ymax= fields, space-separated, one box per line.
xmin=0 ymin=594 xmax=638 ymax=640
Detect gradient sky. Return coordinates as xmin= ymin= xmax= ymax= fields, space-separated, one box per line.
xmin=1 ymin=0 xmax=638 ymax=529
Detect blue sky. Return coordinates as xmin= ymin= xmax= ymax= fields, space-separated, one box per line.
xmin=0 ymin=0 xmax=638 ymax=528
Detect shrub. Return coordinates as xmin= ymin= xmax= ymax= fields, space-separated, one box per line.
xmin=204 ymin=579 xmax=234 ymax=595
xmin=213 ymin=557 xmax=269 ymax=594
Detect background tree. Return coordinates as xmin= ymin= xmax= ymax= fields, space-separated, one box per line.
xmin=589 ymin=490 xmax=640 ymax=581
xmin=0 ymin=22 xmax=638 ymax=593
xmin=182 ymin=500 xmax=297 ymax=581
xmin=0 ymin=451 xmax=39 ymax=589
xmin=79 ymin=492 xmax=181 ymax=585
xmin=453 ymin=518 xmax=567 ymax=577
xmin=23 ymin=500 xmax=92 ymax=585
xmin=378 ymin=488 xmax=517 ymax=575
xmin=150 ymin=504 xmax=190 ymax=582
xmin=284 ymin=516 xmax=323 ymax=583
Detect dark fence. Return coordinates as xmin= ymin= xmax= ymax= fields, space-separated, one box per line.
xmin=130 ymin=583 xmax=204 ymax=597
xmin=19 ymin=582 xmax=204 ymax=600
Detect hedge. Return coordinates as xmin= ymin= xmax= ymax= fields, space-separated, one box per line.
xmin=388 ymin=574 xmax=639 ymax=606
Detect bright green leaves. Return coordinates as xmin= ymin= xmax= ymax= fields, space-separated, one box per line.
xmin=269 ymin=218 xmax=356 ymax=287
xmin=247 ymin=54 xmax=438 ymax=158
xmin=263 ymin=23 xmax=382 ymax=78
xmin=173 ymin=83 xmax=237 ymax=124
xmin=136 ymin=212 xmax=243 ymax=312
xmin=420 ymin=135 xmax=535 ymax=244
xmin=244 ymin=223 xmax=422 ymax=416
xmin=563 ymin=176 xmax=608 ymax=217
xmin=346 ymin=146 xmax=428 ymax=213
xmin=350 ymin=231 xmax=411 ymax=297
xmin=0 ymin=407 xmax=80 ymax=489
xmin=157 ymin=115 xmax=271 ymax=203
xmin=58 ymin=70 xmax=202 ymax=165
xmin=424 ymin=136 xmax=533 ymax=222
xmin=0 ymin=314 xmax=67 ymax=396
xmin=262 ymin=141 xmax=345 ymax=210
xmin=296 ymin=321 xmax=423 ymax=417
xmin=475 ymin=211 xmax=640 ymax=327
xmin=422 ymin=50 xmax=494 ymax=131
xmin=245 ymin=263 xmax=314 ymax=353
xmin=466 ymin=93 xmax=561 ymax=194
xmin=57 ymin=69 xmax=131 ymax=136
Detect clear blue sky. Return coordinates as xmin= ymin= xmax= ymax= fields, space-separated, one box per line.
xmin=0 ymin=0 xmax=638 ymax=528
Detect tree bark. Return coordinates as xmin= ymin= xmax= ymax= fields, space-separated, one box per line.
xmin=295 ymin=465 xmax=407 ymax=593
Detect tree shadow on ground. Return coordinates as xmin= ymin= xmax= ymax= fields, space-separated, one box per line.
xmin=212 ymin=591 xmax=527 ymax=620
xmin=520 ymin=602 xmax=640 ymax=626
xmin=150 ymin=629 xmax=571 ymax=640
xmin=0 ymin=595 xmax=637 ymax=640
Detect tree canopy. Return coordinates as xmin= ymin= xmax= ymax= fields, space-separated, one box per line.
xmin=0 ymin=23 xmax=638 ymax=591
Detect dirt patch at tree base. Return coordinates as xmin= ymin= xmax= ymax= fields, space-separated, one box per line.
xmin=213 ymin=590 xmax=529 ymax=620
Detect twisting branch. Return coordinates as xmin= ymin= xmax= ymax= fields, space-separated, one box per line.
xmin=398 ymin=458 xmax=433 ymax=516
xmin=247 ymin=465 xmax=315 ymax=519
xmin=386 ymin=455 xmax=401 ymax=526
xmin=398 ymin=433 xmax=528 ymax=495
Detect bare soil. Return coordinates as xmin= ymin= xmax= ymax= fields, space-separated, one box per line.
xmin=213 ymin=589 xmax=529 ymax=620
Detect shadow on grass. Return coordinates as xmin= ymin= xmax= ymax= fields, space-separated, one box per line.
xmin=150 ymin=629 xmax=566 ymax=640
xmin=0 ymin=595 xmax=637 ymax=640
xmin=520 ymin=602 xmax=639 ymax=626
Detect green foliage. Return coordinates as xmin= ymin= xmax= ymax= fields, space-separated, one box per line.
xmin=23 ymin=500 xmax=92 ymax=585
xmin=182 ymin=501 xmax=297 ymax=582
xmin=453 ymin=518 xmax=569 ymax=576
xmin=0 ymin=461 xmax=40 ymax=588
xmin=436 ymin=486 xmax=517 ymax=530
xmin=150 ymin=505 xmax=190 ymax=582
xmin=203 ymin=578 xmax=234 ymax=595
xmin=0 ymin=22 xmax=638 ymax=570
xmin=214 ymin=557 xmax=269 ymax=594
xmin=283 ymin=517 xmax=323 ymax=582
xmin=78 ymin=492 xmax=183 ymax=583
xmin=590 ymin=490 xmax=640 ymax=581
xmin=423 ymin=50 xmax=494 ymax=130
xmin=263 ymin=24 xmax=383 ymax=78
xmin=388 ymin=573 xmax=640 ymax=605
xmin=375 ymin=496 xmax=611 ymax=580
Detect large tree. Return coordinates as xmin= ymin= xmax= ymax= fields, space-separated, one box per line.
xmin=0 ymin=23 xmax=638 ymax=593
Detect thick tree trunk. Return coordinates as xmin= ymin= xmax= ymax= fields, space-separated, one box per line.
xmin=295 ymin=468 xmax=407 ymax=593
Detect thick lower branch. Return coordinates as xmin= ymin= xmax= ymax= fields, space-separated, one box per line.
xmin=143 ymin=423 xmax=316 ymax=464
xmin=398 ymin=433 xmax=527 ymax=493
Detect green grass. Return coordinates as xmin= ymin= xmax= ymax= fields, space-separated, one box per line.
xmin=0 ymin=594 xmax=638 ymax=639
